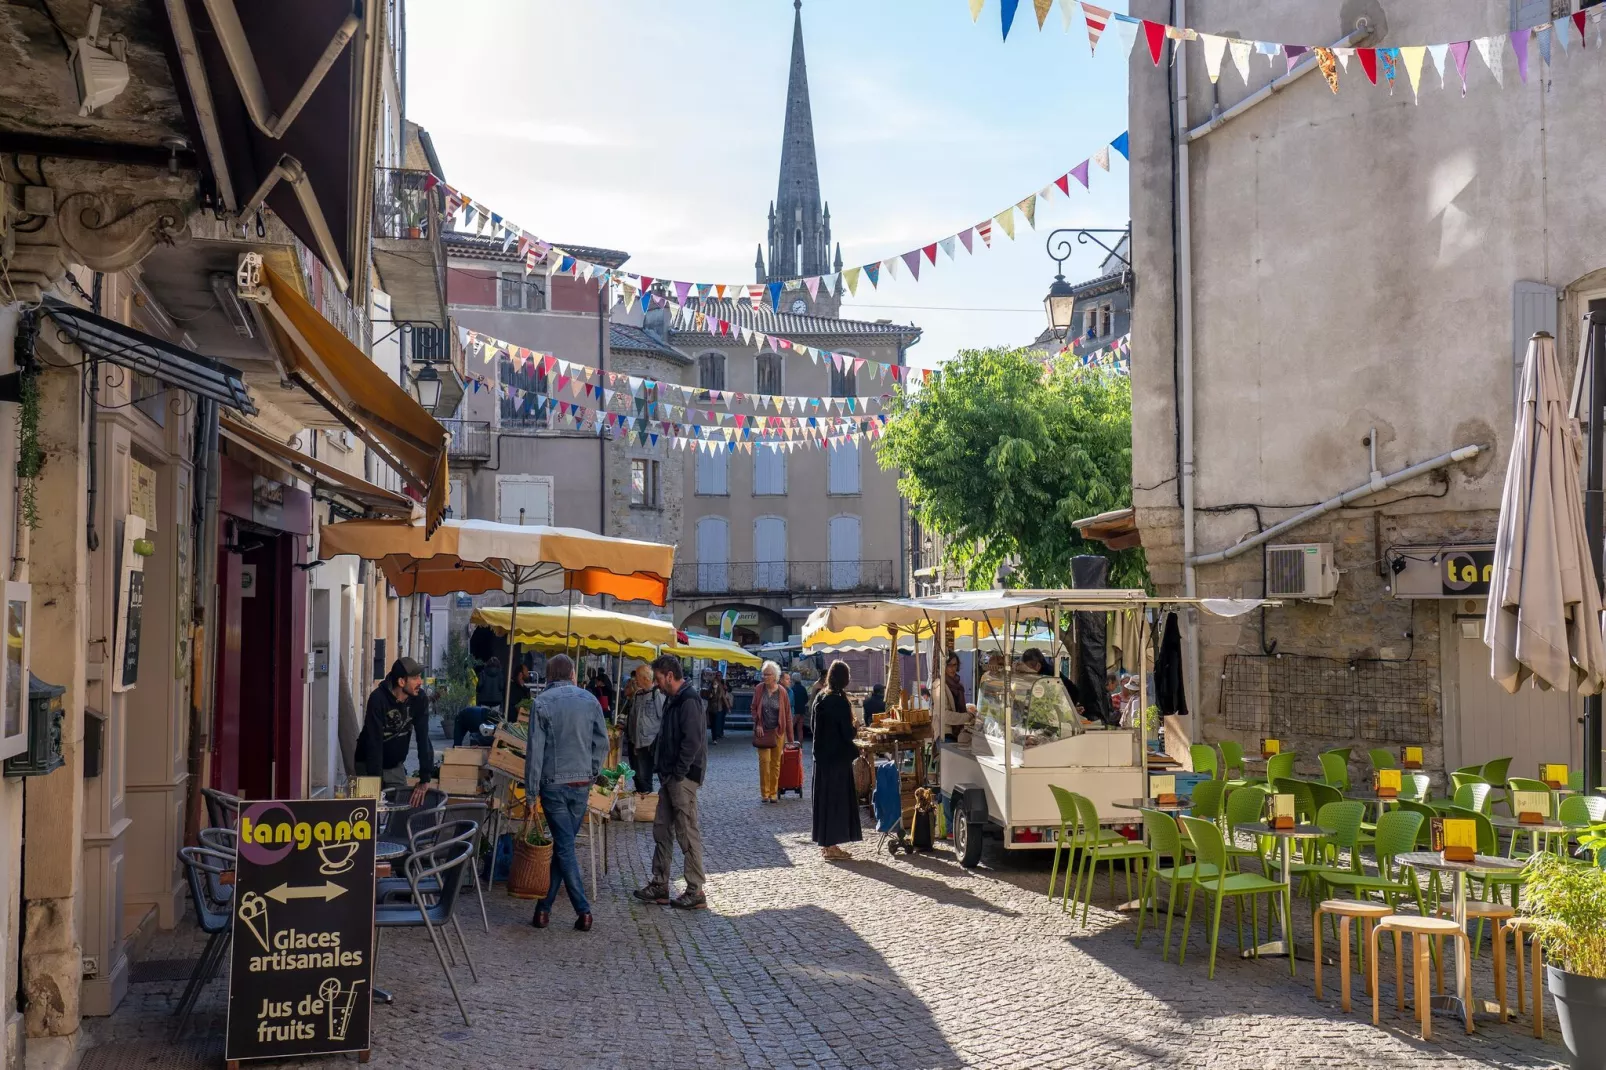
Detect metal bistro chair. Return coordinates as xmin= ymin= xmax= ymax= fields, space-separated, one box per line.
xmin=380 ymin=786 xmax=448 ymax=840
xmin=200 ymin=787 xmax=241 ymax=830
xmin=174 ymin=846 xmax=235 ymax=1039
xmin=374 ymin=837 xmax=479 ymax=1026
xmin=404 ymin=808 xmax=490 ymax=932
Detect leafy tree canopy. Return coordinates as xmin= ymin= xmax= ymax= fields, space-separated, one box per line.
xmin=878 ymin=347 xmax=1146 ymax=589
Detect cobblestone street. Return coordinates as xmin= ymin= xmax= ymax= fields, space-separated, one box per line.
xmin=82 ymin=739 xmax=1569 ymax=1070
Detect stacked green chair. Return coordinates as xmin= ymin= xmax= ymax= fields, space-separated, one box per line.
xmin=1189 ymin=780 xmax=1225 ymax=822
xmin=1318 ymin=749 xmax=1352 ymax=791
xmin=1190 ymin=744 xmax=1221 ymax=781
xmin=1047 ymin=785 xmax=1124 ymax=908
xmin=1068 ymin=792 xmax=1157 ymax=926
xmin=1177 ymin=816 xmax=1294 ymax=978
xmin=1137 ymin=808 xmax=1218 ymax=958
xmin=1221 ymin=785 xmax=1269 ymax=872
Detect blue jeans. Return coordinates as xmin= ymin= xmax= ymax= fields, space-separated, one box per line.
xmin=537 ymin=784 xmax=591 ymax=915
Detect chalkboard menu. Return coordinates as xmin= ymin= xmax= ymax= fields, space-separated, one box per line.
xmin=118 ymin=570 xmax=143 ymax=689
xmin=226 ymin=799 xmax=377 ymax=1063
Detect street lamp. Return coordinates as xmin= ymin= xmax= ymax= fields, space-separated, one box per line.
xmin=1042 ymin=226 xmax=1132 ymax=340
xmin=1043 ymin=274 xmax=1076 ymax=342
xmin=411 ymin=364 xmax=442 ymax=413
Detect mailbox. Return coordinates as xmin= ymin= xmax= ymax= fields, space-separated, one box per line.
xmin=4 ymin=673 xmax=66 ymax=778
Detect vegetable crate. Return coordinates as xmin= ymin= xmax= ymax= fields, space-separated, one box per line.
xmin=489 ymin=726 xmax=528 ymax=780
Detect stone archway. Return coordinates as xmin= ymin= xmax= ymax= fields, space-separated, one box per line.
xmin=678 ymin=603 xmax=787 ymax=646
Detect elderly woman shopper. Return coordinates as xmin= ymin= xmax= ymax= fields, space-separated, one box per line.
xmin=811 ymin=660 xmax=862 ymax=860
xmin=752 ymin=660 xmax=794 ymax=803
xmin=622 ymin=665 xmax=663 ymax=794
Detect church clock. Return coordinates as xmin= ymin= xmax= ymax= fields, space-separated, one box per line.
xmin=790 ymin=297 xmax=808 ymax=314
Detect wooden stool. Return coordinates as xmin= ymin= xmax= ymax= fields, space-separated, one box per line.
xmin=1313 ymin=899 xmax=1391 ymax=1011
xmin=1371 ymin=915 xmax=1473 ymax=1040
xmin=1502 ymin=917 xmax=1544 ymax=1039
xmin=1464 ymin=900 xmax=1516 ymax=1018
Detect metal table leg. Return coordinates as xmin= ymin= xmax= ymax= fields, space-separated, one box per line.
xmin=1430 ymin=871 xmax=1470 ymax=1020
xmin=1244 ymin=836 xmax=1299 ymax=965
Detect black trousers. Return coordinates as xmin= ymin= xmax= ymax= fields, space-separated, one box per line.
xmin=632 ymin=745 xmax=657 ymax=794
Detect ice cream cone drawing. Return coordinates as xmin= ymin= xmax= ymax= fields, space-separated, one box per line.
xmin=319 ymin=977 xmax=364 ymax=1042
xmin=237 ymin=892 xmax=271 ymax=952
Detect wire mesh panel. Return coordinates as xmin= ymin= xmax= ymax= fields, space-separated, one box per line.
xmin=1221 ymin=654 xmax=1436 ymax=745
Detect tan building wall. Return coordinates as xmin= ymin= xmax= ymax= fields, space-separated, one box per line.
xmin=1127 ymin=0 xmax=1606 ymax=779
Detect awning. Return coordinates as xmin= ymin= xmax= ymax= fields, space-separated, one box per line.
xmin=41 ymin=297 xmax=254 ymax=413
xmin=471 ymin=605 xmax=676 ymax=648
xmin=240 ymin=260 xmax=448 ymax=532
xmin=219 ymin=415 xmax=417 ymax=519
xmin=1073 ymin=507 xmax=1142 ymax=550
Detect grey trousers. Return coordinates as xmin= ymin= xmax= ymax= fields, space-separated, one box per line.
xmin=650 ymin=776 xmax=706 ymax=893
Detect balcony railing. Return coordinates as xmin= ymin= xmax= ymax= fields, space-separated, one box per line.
xmin=441 ymin=418 xmax=491 ymax=461
xmin=672 ymin=560 xmax=896 ymax=597
xmin=373 ymin=167 xmax=447 ymax=323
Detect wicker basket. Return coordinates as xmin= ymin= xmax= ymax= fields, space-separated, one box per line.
xmin=507 ymin=834 xmax=552 ymax=900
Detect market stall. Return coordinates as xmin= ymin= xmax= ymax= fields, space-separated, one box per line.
xmin=804 ymin=590 xmax=1260 ymax=868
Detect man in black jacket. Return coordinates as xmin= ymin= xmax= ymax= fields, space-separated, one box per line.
xmin=635 ymin=654 xmax=708 ymax=910
xmin=357 ymin=657 xmax=433 ymax=804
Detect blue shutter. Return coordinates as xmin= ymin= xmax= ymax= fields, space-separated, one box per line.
xmin=1513 ymin=280 xmax=1558 ymax=408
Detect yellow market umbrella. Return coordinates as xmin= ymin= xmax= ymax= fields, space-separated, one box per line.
xmin=472 ymin=605 xmax=675 ymax=649
xmin=662 ymin=633 xmax=762 ymax=668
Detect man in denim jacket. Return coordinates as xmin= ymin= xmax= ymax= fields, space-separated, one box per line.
xmin=525 ymin=654 xmax=609 ymax=931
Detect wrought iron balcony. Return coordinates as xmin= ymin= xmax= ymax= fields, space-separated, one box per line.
xmin=441 ymin=418 xmax=491 ymax=462
xmin=672 ymin=560 xmax=896 ymax=597
xmin=373 ymin=168 xmax=447 ymax=324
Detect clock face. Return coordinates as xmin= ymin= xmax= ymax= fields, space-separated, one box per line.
xmin=790 ymin=298 xmax=808 ymax=314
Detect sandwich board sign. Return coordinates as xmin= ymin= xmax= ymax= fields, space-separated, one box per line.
xmin=226 ymin=798 xmax=377 ymax=1064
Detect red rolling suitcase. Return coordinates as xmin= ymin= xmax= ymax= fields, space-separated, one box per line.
xmin=779 ymin=742 xmax=805 ymax=797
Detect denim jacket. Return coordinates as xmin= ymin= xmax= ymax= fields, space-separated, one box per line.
xmin=525 ymin=682 xmax=608 ymax=791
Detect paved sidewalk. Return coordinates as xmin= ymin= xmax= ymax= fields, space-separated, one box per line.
xmin=79 ymin=739 xmax=1568 ymax=1069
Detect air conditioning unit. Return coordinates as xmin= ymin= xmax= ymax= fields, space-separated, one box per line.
xmin=1265 ymin=543 xmax=1338 ymax=600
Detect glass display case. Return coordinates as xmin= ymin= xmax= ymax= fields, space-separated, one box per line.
xmin=977 ymin=668 xmax=1084 ymax=749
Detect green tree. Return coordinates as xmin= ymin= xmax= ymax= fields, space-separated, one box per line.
xmin=878 ymin=347 xmax=1146 ymax=589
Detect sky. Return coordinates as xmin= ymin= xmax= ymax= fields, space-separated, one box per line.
xmin=406 ymin=0 xmax=1132 ymax=368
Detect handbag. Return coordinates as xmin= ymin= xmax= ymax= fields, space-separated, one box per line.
xmin=752 ymin=724 xmax=778 ymax=748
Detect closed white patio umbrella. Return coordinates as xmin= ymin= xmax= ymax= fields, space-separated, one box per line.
xmin=1486 ymin=331 xmax=1606 ymax=695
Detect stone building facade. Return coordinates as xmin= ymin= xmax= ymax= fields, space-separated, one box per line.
xmin=1124 ymin=0 xmax=1606 ymax=783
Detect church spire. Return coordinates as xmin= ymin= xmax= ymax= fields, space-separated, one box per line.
xmin=765 ymin=0 xmax=828 ymax=282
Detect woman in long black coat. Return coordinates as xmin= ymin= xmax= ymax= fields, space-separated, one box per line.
xmin=811 ymin=660 xmax=863 ymax=860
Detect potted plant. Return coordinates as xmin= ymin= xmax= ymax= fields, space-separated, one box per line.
xmin=1524 ymin=845 xmax=1606 ymax=1069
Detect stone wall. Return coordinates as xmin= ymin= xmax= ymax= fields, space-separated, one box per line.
xmin=605 ymin=348 xmax=689 ymax=554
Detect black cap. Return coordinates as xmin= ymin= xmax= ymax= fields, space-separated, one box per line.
xmin=391 ymin=657 xmax=425 ymax=680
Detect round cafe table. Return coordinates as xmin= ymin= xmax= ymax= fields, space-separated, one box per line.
xmin=1397 ymin=851 xmax=1524 ymax=1022
xmin=1111 ymin=797 xmax=1191 ymax=814
xmin=1490 ymin=814 xmax=1571 ymax=857
xmin=1233 ymin=822 xmax=1331 ymax=968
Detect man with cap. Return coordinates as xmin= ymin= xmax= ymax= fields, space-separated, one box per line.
xmin=358 ymin=656 xmax=435 ymax=806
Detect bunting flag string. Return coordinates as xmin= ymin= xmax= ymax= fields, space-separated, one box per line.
xmin=502 ymin=389 xmax=887 ymax=453
xmin=459 ymin=327 xmax=925 ymax=427
xmin=977 ymin=1 xmax=1603 ymax=100
xmin=1051 ymin=332 xmax=1131 ymax=374
xmin=424 ymin=130 xmax=1129 ymax=310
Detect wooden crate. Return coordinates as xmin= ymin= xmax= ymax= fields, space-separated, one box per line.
xmin=437 ymin=774 xmax=483 ymax=796
xmin=440 ymin=747 xmax=489 ymax=768
xmin=489 ymin=728 xmax=527 ymax=779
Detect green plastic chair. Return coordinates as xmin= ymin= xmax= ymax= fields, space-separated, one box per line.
xmin=1222 ymin=785 xmax=1269 ymax=872
xmin=1177 ymin=816 xmax=1294 ymax=978
xmin=1398 ymin=772 xmax=1431 ymax=803
xmin=1397 ymin=800 xmax=1438 ymax=847
xmin=1138 ymin=808 xmax=1219 ymax=959
xmin=1451 ymin=769 xmax=1489 ymax=793
xmin=1219 ymin=740 xmax=1248 ymax=781
xmin=1568 ymin=769 xmax=1584 ymax=792
xmin=1560 ymin=794 xmax=1606 ymax=826
xmin=1308 ymin=781 xmax=1344 ymax=817
xmin=1318 ymin=750 xmax=1351 ymax=792
xmin=1503 ymin=776 xmax=1556 ymax=831
xmin=1271 ymin=778 xmax=1318 ymax=826
xmin=1189 ymin=780 xmax=1225 ymax=822
xmin=1069 ymin=792 xmax=1157 ymax=926
xmin=1269 ymin=801 xmax=1364 ymax=921
xmin=1368 ymin=748 xmax=1398 ymax=771
xmin=1318 ymin=810 xmax=1429 ymax=922
xmin=1048 ymin=785 xmax=1124 ymax=907
xmin=1264 ymin=752 xmax=1296 ymax=783
xmin=1481 ymin=757 xmax=1512 ymax=789
xmin=1433 ymin=782 xmax=1492 ymax=815
xmin=1190 ymin=744 xmax=1221 ymax=781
